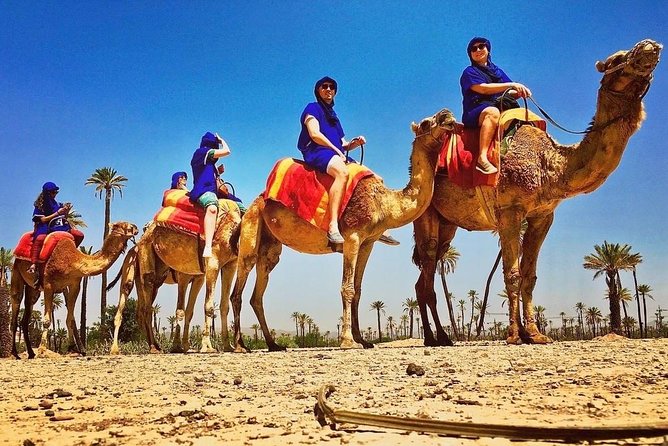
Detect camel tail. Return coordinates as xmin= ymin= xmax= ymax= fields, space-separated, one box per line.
xmin=230 ymin=223 xmax=241 ymax=257
xmin=411 ymin=242 xmax=423 ymax=270
xmin=107 ymin=268 xmax=122 ymax=291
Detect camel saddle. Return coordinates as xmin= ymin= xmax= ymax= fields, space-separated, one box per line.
xmin=264 ymin=158 xmax=375 ymax=231
xmin=438 ymin=108 xmax=546 ymax=189
xmin=153 ymin=189 xmax=240 ymax=238
xmin=14 ymin=231 xmax=75 ymax=263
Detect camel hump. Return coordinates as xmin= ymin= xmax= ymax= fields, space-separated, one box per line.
xmin=499 ymin=109 xmax=546 ymax=134
xmin=40 ymin=232 xmax=75 ymax=262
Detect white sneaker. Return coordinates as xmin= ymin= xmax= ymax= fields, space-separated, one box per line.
xmin=202 ymin=246 xmax=213 ymax=258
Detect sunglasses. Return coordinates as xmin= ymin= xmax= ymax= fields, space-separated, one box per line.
xmin=320 ymin=83 xmax=336 ymax=91
xmin=471 ymin=43 xmax=487 ymax=52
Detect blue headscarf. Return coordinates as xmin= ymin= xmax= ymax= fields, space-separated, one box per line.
xmin=41 ymin=181 xmax=60 ymax=213
xmin=171 ymin=171 xmax=187 ymax=189
xmin=467 ymin=37 xmax=505 ymax=84
xmin=314 ymin=76 xmax=340 ymax=126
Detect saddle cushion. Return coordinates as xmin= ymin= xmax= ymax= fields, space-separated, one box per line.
xmin=153 ymin=189 xmax=240 ymax=236
xmin=263 ymin=158 xmax=374 ymax=231
xmin=14 ymin=231 xmax=75 ymax=263
xmin=437 ymin=109 xmax=546 ymax=189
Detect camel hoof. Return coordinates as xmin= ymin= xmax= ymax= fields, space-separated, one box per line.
xmin=221 ymin=344 xmax=234 ymax=353
xmin=437 ymin=337 xmax=455 ymax=347
xmin=149 ymin=346 xmax=163 ymax=354
xmin=109 ymin=347 xmax=120 ymax=355
xmin=199 ymin=347 xmax=218 ymax=354
xmin=423 ymin=337 xmax=439 ymax=347
xmin=526 ymin=334 xmax=553 ymax=344
xmin=170 ymin=346 xmax=185 ymax=354
xmin=268 ymin=343 xmax=286 ymax=352
xmin=506 ymin=335 xmax=523 ymax=345
xmin=339 ymin=339 xmax=361 ymax=349
xmin=233 ymin=346 xmax=249 ymax=353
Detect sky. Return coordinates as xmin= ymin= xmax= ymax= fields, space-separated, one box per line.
xmin=1 ymin=1 xmax=667 ymax=337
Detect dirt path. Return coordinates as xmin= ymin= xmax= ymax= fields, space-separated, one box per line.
xmin=1 ymin=337 xmax=667 ymax=445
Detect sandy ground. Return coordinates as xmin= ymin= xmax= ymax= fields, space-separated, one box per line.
xmin=1 ymin=336 xmax=667 ymax=446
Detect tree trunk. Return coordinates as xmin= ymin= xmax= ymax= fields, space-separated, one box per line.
xmin=607 ymin=272 xmax=622 ymax=335
xmin=477 ymin=250 xmax=501 ymax=337
xmin=438 ymin=267 xmax=460 ymax=341
xmin=101 ymin=190 xmax=111 ymax=339
xmin=0 ymin=285 xmax=11 ymax=358
xmin=80 ymin=276 xmax=88 ymax=348
xmin=376 ymin=311 xmax=382 ymax=343
xmin=631 ymin=269 xmax=643 ymax=338
xmin=642 ymin=294 xmax=648 ymax=338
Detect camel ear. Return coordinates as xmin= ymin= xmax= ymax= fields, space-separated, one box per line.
xmin=411 ymin=122 xmax=419 ymax=134
xmin=596 ymin=50 xmax=627 ymax=73
xmin=595 ymin=60 xmax=606 ymax=72
xmin=108 ymin=222 xmax=114 ymax=233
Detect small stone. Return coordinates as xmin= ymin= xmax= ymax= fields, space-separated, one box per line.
xmin=233 ymin=377 xmax=243 ymax=386
xmin=22 ymin=405 xmax=39 ymax=411
xmin=50 ymin=415 xmax=74 ymax=421
xmin=423 ymin=350 xmax=431 ymax=356
xmin=54 ymin=390 xmax=72 ymax=398
xmin=39 ymin=400 xmax=54 ymax=409
xmin=44 ymin=410 xmax=55 ymax=417
xmin=406 ymin=363 xmax=425 ymax=376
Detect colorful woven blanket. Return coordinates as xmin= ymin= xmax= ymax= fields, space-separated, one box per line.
xmin=264 ymin=158 xmax=375 ymax=231
xmin=153 ymin=189 xmax=240 ymax=237
xmin=14 ymin=231 xmax=75 ymax=263
xmin=437 ymin=110 xmax=546 ymax=189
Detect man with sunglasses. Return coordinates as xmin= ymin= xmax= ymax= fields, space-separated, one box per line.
xmin=460 ymin=37 xmax=532 ymax=175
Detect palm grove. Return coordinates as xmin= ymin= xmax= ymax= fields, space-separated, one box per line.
xmin=0 ymin=170 xmax=666 ymax=355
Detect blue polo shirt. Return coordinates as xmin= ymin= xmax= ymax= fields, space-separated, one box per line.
xmin=297 ymin=102 xmax=345 ymax=152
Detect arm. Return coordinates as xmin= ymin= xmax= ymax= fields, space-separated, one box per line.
xmin=33 ymin=204 xmax=69 ymax=223
xmin=342 ymin=135 xmax=367 ymax=151
xmin=210 ymin=134 xmax=231 ymax=159
xmin=470 ymin=82 xmax=532 ymax=98
xmin=304 ymin=115 xmax=346 ymax=158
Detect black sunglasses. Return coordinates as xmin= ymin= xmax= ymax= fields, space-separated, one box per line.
xmin=471 ymin=43 xmax=487 ymax=52
xmin=320 ymin=83 xmax=336 ymax=91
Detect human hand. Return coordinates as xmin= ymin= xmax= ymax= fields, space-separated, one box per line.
xmin=512 ymin=83 xmax=532 ymax=98
xmin=349 ymin=136 xmax=366 ymax=149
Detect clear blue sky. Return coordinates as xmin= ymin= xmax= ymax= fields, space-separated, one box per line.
xmin=1 ymin=2 xmax=666 ymax=335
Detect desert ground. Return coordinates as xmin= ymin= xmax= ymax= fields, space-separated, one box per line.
xmin=1 ymin=336 xmax=667 ymax=446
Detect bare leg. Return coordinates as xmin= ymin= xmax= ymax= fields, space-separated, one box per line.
xmin=477 ymin=107 xmax=500 ymax=174
xmin=203 ymin=205 xmax=218 ymax=256
xmin=325 ymin=157 xmax=349 ymax=240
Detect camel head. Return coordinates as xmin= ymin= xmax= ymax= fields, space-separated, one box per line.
xmin=595 ymin=39 xmax=661 ymax=98
xmin=108 ymin=221 xmax=139 ymax=243
xmin=411 ymin=108 xmax=457 ymax=146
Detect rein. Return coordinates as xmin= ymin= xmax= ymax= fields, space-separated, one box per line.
xmin=346 ymin=144 xmax=365 ymax=165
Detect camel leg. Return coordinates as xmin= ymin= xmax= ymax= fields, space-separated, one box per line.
xmin=200 ymin=259 xmax=219 ymax=353
xmin=111 ymin=251 xmax=136 ymax=355
xmin=412 ymin=206 xmax=455 ymax=346
xmin=38 ymin=286 xmax=54 ymax=355
xmin=218 ymin=264 xmax=235 ymax=352
xmin=170 ymin=274 xmax=190 ymax=353
xmin=498 ymin=209 xmax=525 ymax=345
xmin=64 ymin=282 xmax=84 ymax=355
xmin=136 ymin=254 xmax=168 ymax=353
xmin=519 ymin=214 xmax=554 ymax=344
xmin=20 ymin=288 xmax=36 ymax=359
xmin=230 ymin=200 xmax=264 ymax=353
xmin=350 ymin=240 xmax=375 ymax=348
xmin=339 ymin=235 xmax=361 ymax=349
xmin=10 ymin=266 xmax=25 ymax=359
xmin=249 ymin=238 xmax=284 ymax=352
xmin=181 ymin=276 xmax=202 ymax=352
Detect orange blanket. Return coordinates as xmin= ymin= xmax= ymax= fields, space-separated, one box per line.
xmin=153 ymin=189 xmax=240 ymax=237
xmin=14 ymin=231 xmax=75 ymax=263
xmin=264 ymin=158 xmax=374 ymax=231
xmin=437 ymin=128 xmax=500 ymax=188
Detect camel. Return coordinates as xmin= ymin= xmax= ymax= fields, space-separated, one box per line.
xmin=229 ymin=109 xmax=455 ymax=352
xmin=412 ymin=39 xmax=662 ymax=346
xmin=108 ymin=240 xmax=208 ymax=355
xmin=134 ymin=207 xmax=240 ymax=354
xmin=10 ymin=221 xmax=138 ymax=359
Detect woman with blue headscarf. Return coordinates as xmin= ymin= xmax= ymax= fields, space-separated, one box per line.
xmin=460 ymin=37 xmax=532 ymax=174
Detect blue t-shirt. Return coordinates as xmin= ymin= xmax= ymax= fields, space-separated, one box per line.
xmin=190 ymin=148 xmax=217 ymax=202
xmin=460 ymin=65 xmax=512 ymax=119
xmin=32 ymin=200 xmax=70 ymax=236
xmin=297 ymin=102 xmax=345 ymax=152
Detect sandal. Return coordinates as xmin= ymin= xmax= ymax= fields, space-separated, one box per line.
xmin=327 ymin=230 xmax=345 ymax=244
xmin=476 ymin=159 xmax=498 ymax=175
xmin=379 ymin=234 xmax=400 ymax=246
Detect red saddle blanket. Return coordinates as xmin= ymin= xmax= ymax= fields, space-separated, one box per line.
xmin=437 ymin=127 xmax=500 ymax=188
xmin=153 ymin=189 xmax=240 ymax=236
xmin=264 ymin=158 xmax=374 ymax=231
xmin=14 ymin=231 xmax=75 ymax=263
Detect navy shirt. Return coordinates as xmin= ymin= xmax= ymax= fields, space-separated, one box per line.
xmin=297 ymin=102 xmax=345 ymax=152
xmin=460 ymin=65 xmax=512 ymax=121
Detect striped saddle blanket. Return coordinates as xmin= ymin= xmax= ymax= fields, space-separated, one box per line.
xmin=14 ymin=231 xmax=75 ymax=263
xmin=153 ymin=189 xmax=240 ymax=237
xmin=263 ymin=158 xmax=374 ymax=231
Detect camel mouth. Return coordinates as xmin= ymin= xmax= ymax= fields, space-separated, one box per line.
xmin=626 ymin=39 xmax=661 ymax=77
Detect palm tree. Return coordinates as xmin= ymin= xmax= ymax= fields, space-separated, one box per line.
xmin=466 ymin=290 xmax=478 ymax=340
xmin=166 ymin=315 xmax=177 ymax=338
xmin=386 ymin=316 xmax=396 ymax=340
xmin=251 ymin=323 xmax=260 ymax=342
xmin=402 ymin=297 xmax=419 ymax=338
xmin=559 ymin=312 xmax=566 ymax=339
xmin=630 ymin=267 xmax=643 ymax=339
xmin=622 ymin=316 xmax=637 ymax=337
xmin=370 ymin=300 xmax=385 ymax=343
xmin=533 ymin=305 xmax=547 ymax=334
xmin=399 ymin=314 xmax=409 ymax=338
xmin=612 ymin=287 xmax=634 ymax=337
xmin=575 ymin=302 xmax=586 ymax=339
xmin=210 ymin=301 xmax=219 ymax=338
xmin=637 ymin=284 xmax=653 ymax=338
xmin=0 ymin=247 xmax=13 ymax=357
xmin=78 ymin=245 xmax=93 ymax=348
xmin=85 ymin=167 xmax=128 ymax=336
xmin=152 ymin=304 xmax=161 ymax=333
xmin=457 ymin=299 xmax=466 ymax=338
xmin=437 ymin=245 xmax=460 ymax=340
xmin=297 ymin=313 xmax=308 ymax=346
xmin=291 ymin=311 xmax=300 ymax=338
xmin=45 ymin=293 xmax=64 ymax=350
xmin=586 ymin=307 xmax=603 ymax=338
xmin=583 ymin=241 xmax=642 ymax=335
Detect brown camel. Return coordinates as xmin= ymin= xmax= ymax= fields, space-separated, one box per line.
xmin=108 ymin=238 xmax=207 ymax=355
xmin=229 ymin=109 xmax=455 ymax=352
xmin=134 ymin=207 xmax=241 ymax=353
xmin=10 ymin=221 xmax=138 ymax=359
xmin=412 ymin=39 xmax=662 ymax=346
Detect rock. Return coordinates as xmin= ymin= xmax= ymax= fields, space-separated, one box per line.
xmin=38 ymin=399 xmax=53 ymax=409
xmin=233 ymin=377 xmax=243 ymax=386
xmin=49 ymin=415 xmax=75 ymax=421
xmin=406 ymin=363 xmax=425 ymax=376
